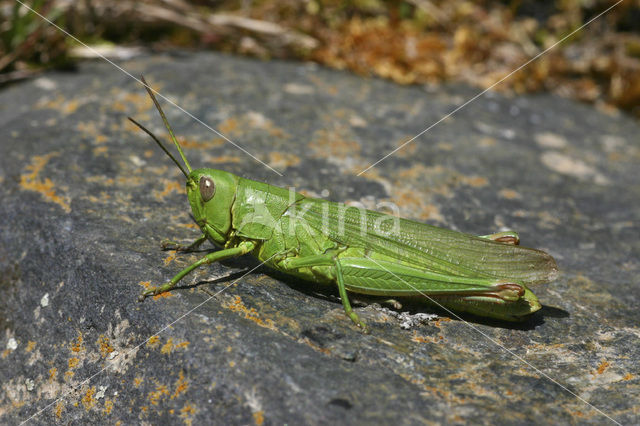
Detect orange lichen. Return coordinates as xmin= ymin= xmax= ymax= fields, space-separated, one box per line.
xmin=68 ymin=357 xmax=79 ymax=368
xmin=164 ymin=250 xmax=177 ymax=266
xmin=97 ymin=335 xmax=115 ymax=358
xmin=154 ymin=180 xmax=182 ymax=200
xmin=219 ymin=117 xmax=239 ymax=134
xmin=222 ymin=296 xmax=277 ymax=331
xmin=410 ymin=332 xmax=438 ymax=344
xmin=70 ymin=332 xmax=85 ymax=352
xmin=139 ymin=282 xmax=173 ymax=300
xmin=147 ymin=335 xmax=160 ymax=347
xmin=25 ymin=341 xmax=36 ymax=352
xmin=37 ymin=94 xmax=79 ymax=114
xmin=149 ymin=383 xmax=169 ymax=405
xmin=82 ymin=386 xmax=96 ymax=410
xmin=499 ymin=189 xmax=521 ymax=200
xmin=134 ymin=376 xmax=144 ymax=387
xmin=209 ymin=155 xmax=243 ymax=164
xmin=253 ymin=411 xmax=265 ymax=425
xmin=594 ymin=360 xmax=610 ymax=375
xmin=55 ymin=401 xmax=64 ymax=419
xmin=19 ymin=153 xmax=70 ymax=212
xmin=103 ymin=398 xmax=114 ymax=415
xmin=309 ymin=128 xmax=360 ymax=159
xmin=93 ymin=146 xmax=108 ymax=156
xmin=49 ymin=367 xmax=58 ymax=381
xmin=268 ymin=152 xmax=301 ymax=169
xmin=160 ymin=338 xmax=190 ymax=354
xmin=180 ymin=402 xmax=197 ymax=425
xmin=171 ymin=371 xmax=188 ymax=399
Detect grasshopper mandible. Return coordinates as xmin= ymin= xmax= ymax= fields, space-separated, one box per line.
xmin=130 ymin=77 xmax=558 ymax=332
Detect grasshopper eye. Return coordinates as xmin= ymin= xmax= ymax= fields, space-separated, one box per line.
xmin=199 ymin=176 xmax=215 ymax=202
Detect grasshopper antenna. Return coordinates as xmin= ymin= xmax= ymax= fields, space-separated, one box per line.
xmin=128 ymin=117 xmax=189 ymax=178
xmin=136 ymin=76 xmax=193 ymax=174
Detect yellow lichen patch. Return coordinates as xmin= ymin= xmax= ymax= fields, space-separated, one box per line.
xmin=86 ymin=175 xmax=115 ymax=186
xmin=479 ymin=137 xmax=497 ymax=147
xmin=25 ymin=341 xmax=36 ymax=352
xmin=146 ymin=335 xmax=160 ymax=347
xmin=391 ymin=187 xmax=445 ymax=222
xmin=180 ymin=402 xmax=197 ymax=425
xmin=149 ymin=383 xmax=170 ymax=405
xmin=153 ymin=180 xmax=182 ymax=200
xmin=209 ymin=155 xmax=243 ymax=164
xmin=103 ymin=398 xmax=114 ymax=415
xmin=93 ymin=146 xmax=108 ymax=157
xmin=49 ymin=367 xmax=58 ymax=381
xmin=164 ymin=250 xmax=177 ymax=266
xmin=394 ymin=136 xmax=418 ymax=158
xmin=246 ymin=112 xmax=289 ymax=138
xmin=222 ymin=296 xmax=277 ymax=331
xmin=178 ymin=137 xmax=224 ymax=149
xmin=176 ymin=222 xmax=200 ymax=230
xmin=36 ymin=94 xmax=79 ymax=114
xmin=593 ymin=360 xmax=610 ymax=376
xmin=459 ymin=175 xmax=488 ymax=188
xmin=97 ymin=335 xmax=115 ymax=358
xmin=64 ymin=370 xmax=74 ymax=381
xmin=55 ymin=401 xmax=64 ymax=419
xmin=499 ymin=189 xmax=521 ymax=200
xmin=171 ymin=371 xmax=188 ymax=400
xmin=20 ymin=153 xmax=70 ymax=212
xmin=410 ymin=332 xmax=438 ymax=344
xmin=70 ymin=332 xmax=85 ymax=352
xmin=253 ymin=411 xmax=265 ymax=425
xmin=219 ymin=117 xmax=239 ymax=135
xmin=82 ymin=386 xmax=96 ymax=410
xmin=68 ymin=357 xmax=80 ymax=368
xmin=111 ymin=90 xmax=154 ymax=115
xmin=623 ymin=373 xmax=634 ymax=381
xmin=160 ymin=338 xmax=190 ymax=355
xmin=268 ymin=152 xmax=301 ymax=169
xmin=309 ymin=128 xmax=360 ymax=159
xmin=134 ymin=376 xmax=144 ymax=387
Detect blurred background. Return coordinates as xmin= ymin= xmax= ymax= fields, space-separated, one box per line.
xmin=1 ymin=0 xmax=639 ymax=117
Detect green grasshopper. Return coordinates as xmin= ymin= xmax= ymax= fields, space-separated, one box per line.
xmin=130 ymin=77 xmax=558 ymax=331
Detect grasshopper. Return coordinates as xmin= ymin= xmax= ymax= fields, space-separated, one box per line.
xmin=130 ymin=77 xmax=558 ymax=331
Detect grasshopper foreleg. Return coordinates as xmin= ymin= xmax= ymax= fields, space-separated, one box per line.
xmin=140 ymin=240 xmax=255 ymax=301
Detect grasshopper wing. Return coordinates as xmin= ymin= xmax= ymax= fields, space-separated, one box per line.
xmin=297 ymin=199 xmax=558 ymax=285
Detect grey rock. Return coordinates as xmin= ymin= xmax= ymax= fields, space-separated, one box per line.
xmin=1 ymin=52 xmax=638 ymax=424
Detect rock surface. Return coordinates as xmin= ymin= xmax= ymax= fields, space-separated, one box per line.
xmin=1 ymin=52 xmax=638 ymax=424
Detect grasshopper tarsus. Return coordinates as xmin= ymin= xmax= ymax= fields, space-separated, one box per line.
xmin=161 ymin=240 xmax=182 ymax=251
xmin=162 ymin=235 xmax=208 ymax=252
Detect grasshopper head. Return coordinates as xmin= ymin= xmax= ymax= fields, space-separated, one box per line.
xmin=186 ymin=168 xmax=239 ymax=245
xmin=129 ymin=77 xmax=240 ymax=246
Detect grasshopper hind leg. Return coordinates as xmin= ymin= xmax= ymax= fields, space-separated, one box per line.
xmin=279 ymin=253 xmax=370 ymax=332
